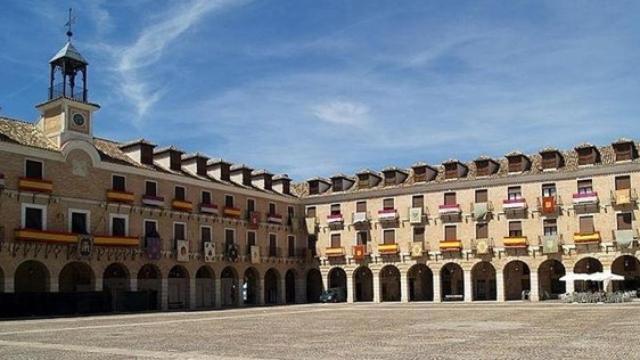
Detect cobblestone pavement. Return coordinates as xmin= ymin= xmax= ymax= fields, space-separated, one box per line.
xmin=0 ymin=302 xmax=639 ymax=359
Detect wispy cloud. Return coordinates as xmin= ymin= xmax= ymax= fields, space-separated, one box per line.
xmin=311 ymin=101 xmax=370 ymax=126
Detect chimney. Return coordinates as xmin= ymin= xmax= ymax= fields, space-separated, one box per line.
xmin=273 ymin=174 xmax=292 ymax=195
xmin=153 ymin=146 xmax=184 ymax=172
xmin=251 ymin=169 xmax=273 ymax=190
xmin=182 ymin=153 xmax=209 ymax=176
xmin=230 ymin=164 xmax=253 ymax=186
xmin=207 ymin=158 xmax=231 ymax=181
xmin=119 ymin=139 xmax=157 ymax=166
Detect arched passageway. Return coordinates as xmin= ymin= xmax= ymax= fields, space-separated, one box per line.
xmin=264 ymin=268 xmax=280 ymax=304
xmin=59 ymin=262 xmax=94 ymax=293
xmin=221 ymin=267 xmax=239 ymax=307
xmin=196 ymin=266 xmax=215 ymax=308
xmin=471 ymin=262 xmax=496 ymax=301
xmin=306 ymin=269 xmax=323 ymax=303
xmin=285 ymin=270 xmax=296 ymax=304
xmin=137 ymin=264 xmax=161 ymax=310
xmin=243 ymin=267 xmax=259 ymax=305
xmin=0 ymin=266 xmax=4 ymax=293
xmin=380 ymin=266 xmax=401 ymax=302
xmin=574 ymin=257 xmax=603 ymax=292
xmin=14 ymin=260 xmax=49 ymax=293
xmin=504 ymin=261 xmax=530 ymax=300
xmin=327 ymin=268 xmax=347 ymax=302
xmin=354 ymin=267 xmax=373 ymax=302
xmin=538 ymin=259 xmax=565 ymax=300
xmin=611 ymin=255 xmax=640 ymax=293
xmin=408 ymin=264 xmax=433 ymax=302
xmin=103 ymin=263 xmax=129 ymax=311
xmin=168 ymin=266 xmax=189 ymax=310
xmin=441 ymin=263 xmax=464 ymax=301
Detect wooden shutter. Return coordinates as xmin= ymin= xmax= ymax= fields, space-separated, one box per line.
xmin=412 ymin=195 xmax=424 ymax=208
xmin=356 ymin=201 xmax=367 ymax=212
xmin=541 ymin=153 xmax=558 ymax=169
xmin=333 ymin=179 xmax=343 ymax=192
xmin=615 ymin=176 xmax=631 ymax=190
xmin=577 ymin=180 xmax=592 ymax=193
xmin=475 ymin=190 xmax=488 ymax=203
xmin=413 ymin=227 xmax=425 ymax=242
xmin=617 ymin=213 xmax=632 ymax=230
xmin=383 ymin=230 xmax=395 ymax=244
xmin=309 ymin=182 xmax=319 ymax=194
xmin=577 ymin=148 xmax=595 ymax=165
xmin=306 ymin=206 xmax=316 ymax=217
xmin=445 ymin=164 xmax=457 ymax=179
xmin=383 ymin=198 xmax=395 ymax=210
xmin=444 ymin=193 xmax=457 ymax=206
xmin=330 ymin=233 xmax=341 ymax=248
xmin=508 ymin=156 xmax=522 ymax=172
xmin=509 ymin=221 xmax=522 ymax=232
xmin=475 ymin=160 xmax=488 ymax=176
xmin=579 ymin=216 xmax=594 ymax=234
xmin=476 ymin=223 xmax=488 ymax=239
xmin=414 ymin=167 xmax=426 ymax=182
xmin=358 ymin=174 xmax=369 ymax=188
xmin=614 ymin=143 xmax=633 ymax=161
xmin=444 ymin=226 xmax=457 ymax=241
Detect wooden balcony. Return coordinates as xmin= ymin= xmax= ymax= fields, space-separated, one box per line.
xmin=18 ymin=177 xmax=53 ymax=193
xmin=15 ymin=229 xmax=76 ymax=244
xmin=106 ymin=190 xmax=135 ymax=203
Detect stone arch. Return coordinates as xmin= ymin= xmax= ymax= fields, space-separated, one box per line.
xmin=59 ymin=262 xmax=95 ymax=293
xmin=137 ymin=264 xmax=161 ymax=310
xmin=221 ymin=266 xmax=239 ymax=307
xmin=327 ymin=267 xmax=347 ymax=302
xmin=243 ymin=267 xmax=260 ymax=305
xmin=264 ymin=268 xmax=281 ymax=305
xmin=196 ymin=266 xmax=215 ymax=309
xmin=353 ymin=266 xmax=373 ymax=302
xmin=103 ymin=263 xmax=130 ymax=292
xmin=573 ymin=257 xmax=603 ymax=292
xmin=471 ymin=261 xmax=496 ymax=301
xmin=306 ymin=268 xmax=323 ymax=303
xmin=538 ymin=259 xmax=565 ymax=300
xmin=441 ymin=263 xmax=464 ymax=301
xmin=503 ymin=260 xmax=531 ymax=301
xmin=611 ymin=255 xmax=640 ymax=293
xmin=61 ymin=140 xmax=101 ymax=167
xmin=168 ymin=265 xmax=189 ymax=310
xmin=380 ymin=265 xmax=401 ymax=302
xmin=285 ymin=269 xmax=297 ymax=304
xmin=407 ymin=264 xmax=433 ymax=301
xmin=15 ymin=260 xmax=50 ymax=293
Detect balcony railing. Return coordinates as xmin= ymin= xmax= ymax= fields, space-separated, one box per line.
xmin=106 ymin=189 xmax=135 ymax=203
xmin=223 ymin=206 xmax=242 ymax=218
xmin=18 ymin=177 xmax=53 ymax=193
xmin=49 ymin=83 xmax=88 ymax=103
xmin=440 ymin=240 xmax=462 ymax=252
xmin=611 ymin=189 xmax=637 ymax=206
xmin=172 ymin=199 xmax=193 ymax=212
xmin=199 ymin=203 xmax=219 ymax=215
xmin=266 ymin=213 xmax=283 ymax=225
xmin=142 ymin=194 xmax=164 ymax=207
xmin=15 ymin=228 xmax=139 ymax=247
xmin=327 ymin=213 xmax=344 ymax=225
xmin=377 ymin=209 xmax=398 ymax=222
xmin=503 ymin=236 xmax=528 ymax=248
xmin=537 ymin=196 xmax=561 ymax=215
xmin=325 ymin=246 xmax=345 ymax=257
xmin=573 ymin=231 xmax=601 ymax=244
xmin=352 ymin=212 xmax=369 ymax=225
xmin=572 ymin=191 xmax=598 ymax=205
xmin=502 ymin=197 xmax=527 ymax=210
xmin=438 ymin=204 xmax=461 ymax=214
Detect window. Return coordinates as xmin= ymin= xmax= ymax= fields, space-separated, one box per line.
xmin=309 ymin=182 xmax=320 ymax=194
xmin=579 ymin=216 xmax=595 ymax=234
xmin=70 ymin=210 xmax=89 ymax=234
xmin=201 ymin=191 xmax=212 ymax=205
xmin=287 ymin=206 xmax=295 ymax=218
xmin=174 ymin=186 xmax=186 ymax=201
xmin=383 ymin=229 xmax=395 ymax=244
xmin=145 ymin=181 xmax=157 ymax=197
xmin=22 ymin=204 xmax=46 ymax=230
xmin=577 ymin=148 xmax=596 ymax=166
xmin=543 ymin=219 xmax=557 ymax=236
xmin=414 ymin=167 xmax=427 ymax=182
xmin=225 ymin=228 xmax=235 ymax=246
xmin=225 ymin=195 xmax=234 ymax=208
xmin=508 ymin=221 xmax=522 ymax=237
xmin=412 ymin=195 xmax=424 ymax=208
xmin=144 ymin=220 xmax=157 ymax=237
xmin=444 ymin=225 xmax=457 ymax=241
xmin=476 ymin=160 xmax=490 ymax=177
xmin=413 ymin=227 xmax=425 ymax=242
xmin=382 ymin=198 xmax=394 ymax=210
xmin=542 ymin=183 xmax=556 ymax=197
xmin=306 ymin=206 xmax=316 ymax=218
xmin=577 ymin=179 xmax=593 ymax=194
xmin=476 ymin=222 xmax=488 ymax=239
xmin=247 ymin=199 xmax=255 ymax=212
xmin=541 ymin=152 xmax=559 ymax=170
xmin=356 ymin=231 xmax=368 ymax=245
xmin=330 ymin=204 xmax=341 ymax=215
xmin=330 ymin=233 xmax=341 ymax=248
xmin=333 ymin=179 xmax=343 ymax=192
xmin=112 ymin=175 xmax=126 ymax=192
xmin=269 ymin=234 xmax=277 ymax=257
xmin=507 ymin=186 xmax=522 ymax=200
xmin=508 ymin=156 xmax=523 ymax=173
xmin=200 ymin=226 xmax=212 ymax=243
xmin=269 ymin=202 xmax=277 ymax=215
xmin=614 ymin=143 xmax=633 ymax=162
xmin=475 ymin=190 xmax=488 ymax=203
xmin=358 ymin=175 xmax=369 ymax=188
xmin=288 ymin=235 xmax=295 ymax=257
xmin=617 ymin=212 xmax=632 ymax=230
xmin=173 ymin=222 xmax=186 ymax=241
xmin=356 ymin=201 xmax=367 ymax=213
xmin=384 ymin=172 xmax=396 ymax=186
xmin=444 ymin=192 xmax=457 ymax=206
xmin=247 ymin=231 xmax=256 ymax=255
xmin=444 ymin=164 xmax=458 ymax=179
xmin=111 ymin=215 xmax=128 ymax=237
xmin=615 ymin=176 xmax=631 ymax=190
xmin=25 ymin=159 xmax=43 ymax=179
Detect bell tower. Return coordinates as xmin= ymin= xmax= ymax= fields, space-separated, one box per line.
xmin=36 ymin=8 xmax=100 ymax=148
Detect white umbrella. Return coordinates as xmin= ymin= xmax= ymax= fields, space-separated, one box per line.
xmin=559 ymin=273 xmax=589 ymax=281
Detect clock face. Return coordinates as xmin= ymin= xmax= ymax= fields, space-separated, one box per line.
xmin=72 ymin=113 xmax=85 ymax=127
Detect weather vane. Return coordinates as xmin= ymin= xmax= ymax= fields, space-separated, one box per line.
xmin=65 ymin=8 xmax=76 ymax=41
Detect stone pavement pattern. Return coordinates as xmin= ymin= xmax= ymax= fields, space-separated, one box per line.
xmin=0 ymin=303 xmax=638 ymax=359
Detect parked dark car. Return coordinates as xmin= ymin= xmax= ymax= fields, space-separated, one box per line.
xmin=319 ymin=288 xmax=346 ymax=303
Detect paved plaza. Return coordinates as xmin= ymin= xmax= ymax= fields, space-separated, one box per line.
xmin=0 ymin=302 xmax=639 ymax=359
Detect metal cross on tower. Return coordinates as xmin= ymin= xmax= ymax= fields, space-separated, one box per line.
xmin=65 ymin=8 xmax=76 ymax=41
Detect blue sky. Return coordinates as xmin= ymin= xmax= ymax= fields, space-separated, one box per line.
xmin=1 ymin=1 xmax=639 ymax=180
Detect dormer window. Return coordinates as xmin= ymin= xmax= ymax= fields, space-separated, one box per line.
xmin=443 ymin=161 xmax=467 ymax=180
xmin=540 ymin=149 xmax=563 ymax=170
xmin=576 ymin=146 xmax=599 ymax=166
xmin=613 ymin=140 xmax=636 ymax=162
xmin=384 ymin=173 xmax=396 ymax=186
xmin=413 ymin=166 xmax=426 ymax=182
xmin=506 ymin=154 xmax=530 ymax=173
xmin=333 ymin=179 xmax=343 ymax=192
xmin=475 ymin=160 xmax=490 ymax=177
xmin=358 ymin=174 xmax=369 ymax=188
xmin=309 ymin=181 xmax=319 ymax=194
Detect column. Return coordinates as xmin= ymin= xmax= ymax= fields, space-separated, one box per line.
xmin=373 ymin=271 xmax=381 ymax=303
xmin=529 ymin=271 xmax=539 ymax=302
xmin=295 ymin=277 xmax=306 ymax=304
xmin=257 ymin=277 xmax=265 ymax=305
xmin=237 ymin=279 xmax=244 ymax=307
xmin=189 ymin=278 xmax=197 ymax=310
xmin=346 ymin=271 xmax=354 ymax=303
xmin=321 ymin=270 xmax=329 ymax=291
xmin=279 ymin=277 xmax=287 ymax=305
xmin=95 ymin=277 xmax=104 ymax=292
xmin=496 ymin=272 xmax=505 ymax=302
xmin=400 ymin=270 xmax=409 ymax=303
xmin=214 ymin=277 xmax=221 ymax=308
xmin=161 ymin=278 xmax=169 ymax=311
xmin=463 ymin=269 xmax=472 ymax=302
xmin=3 ymin=276 xmax=14 ymax=293
xmin=129 ymin=278 xmax=138 ymax=292
xmin=50 ymin=277 xmax=59 ymax=293
xmin=433 ymin=272 xmax=441 ymax=302
xmin=565 ymin=272 xmax=575 ymax=294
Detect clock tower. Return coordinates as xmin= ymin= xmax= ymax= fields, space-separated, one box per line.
xmin=36 ymin=11 xmax=100 ymax=148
